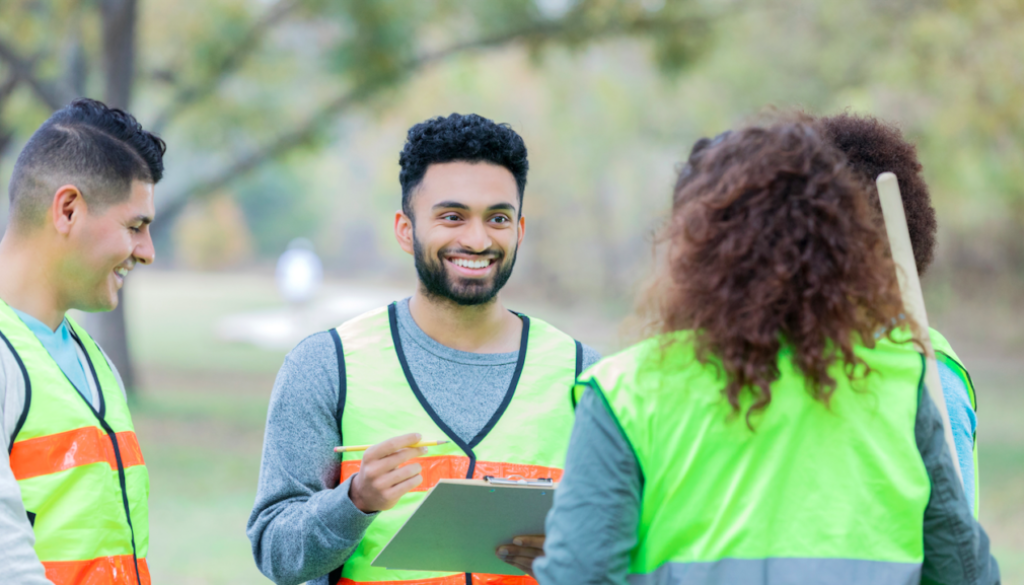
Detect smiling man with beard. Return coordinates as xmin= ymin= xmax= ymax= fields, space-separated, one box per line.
xmin=249 ymin=113 xmax=600 ymax=585
xmin=0 ymin=98 xmax=164 ymax=585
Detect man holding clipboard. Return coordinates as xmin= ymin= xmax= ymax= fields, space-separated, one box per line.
xmin=248 ymin=113 xmax=599 ymax=585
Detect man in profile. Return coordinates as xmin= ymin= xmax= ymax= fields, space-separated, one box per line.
xmin=249 ymin=113 xmax=600 ymax=585
xmin=0 ymin=98 xmax=165 ymax=585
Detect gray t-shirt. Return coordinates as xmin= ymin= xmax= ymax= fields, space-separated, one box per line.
xmin=395 ymin=298 xmax=600 ymax=444
xmin=247 ymin=301 xmax=599 ymax=585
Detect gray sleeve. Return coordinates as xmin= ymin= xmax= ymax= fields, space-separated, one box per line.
xmin=246 ymin=332 xmax=378 ymax=585
xmin=917 ymin=386 xmax=1000 ymax=585
xmin=0 ymin=347 xmax=54 ymax=585
xmin=534 ymin=386 xmax=640 ymax=585
xmin=580 ymin=343 xmax=602 ymax=371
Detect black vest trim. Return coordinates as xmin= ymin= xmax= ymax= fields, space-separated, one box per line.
xmin=68 ymin=325 xmax=142 ymax=585
xmin=574 ymin=339 xmax=583 ymax=378
xmin=330 ymin=329 xmax=347 ymax=441
xmin=0 ymin=330 xmax=31 ymax=453
xmin=387 ymin=303 xmax=478 ymax=472
xmin=467 ymin=314 xmax=530 ymax=450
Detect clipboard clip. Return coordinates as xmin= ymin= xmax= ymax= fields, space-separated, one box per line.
xmin=483 ymin=475 xmax=554 ymax=486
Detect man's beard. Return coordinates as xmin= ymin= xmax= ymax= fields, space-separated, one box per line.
xmin=413 ymin=237 xmax=517 ymax=306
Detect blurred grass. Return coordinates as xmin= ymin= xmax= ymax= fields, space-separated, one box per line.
xmin=124 ymin=269 xmax=1023 ymax=584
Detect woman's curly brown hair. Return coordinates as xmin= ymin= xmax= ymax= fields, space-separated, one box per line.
xmin=653 ymin=115 xmax=907 ymax=422
xmin=819 ymin=113 xmax=937 ymax=275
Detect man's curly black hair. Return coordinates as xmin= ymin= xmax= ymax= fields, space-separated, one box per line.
xmin=398 ymin=113 xmax=528 ymax=219
xmin=819 ymin=113 xmax=937 ymax=275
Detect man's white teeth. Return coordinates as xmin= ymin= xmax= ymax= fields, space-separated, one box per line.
xmin=115 ymin=267 xmax=128 ymax=278
xmin=452 ymin=258 xmax=490 ymax=269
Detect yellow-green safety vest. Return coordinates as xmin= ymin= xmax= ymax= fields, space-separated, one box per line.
xmin=329 ymin=303 xmax=580 ymax=585
xmin=929 ymin=327 xmax=979 ymax=517
xmin=574 ymin=331 xmax=931 ymax=584
xmin=1 ymin=300 xmax=150 ymax=585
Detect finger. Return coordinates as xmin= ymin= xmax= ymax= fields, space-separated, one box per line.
xmin=375 ymin=446 xmax=428 ymax=472
xmin=384 ymin=471 xmax=423 ymax=499
xmin=506 ymin=557 xmax=536 ymax=575
xmin=363 ymin=446 xmax=425 ymax=479
xmin=378 ymin=462 xmax=422 ymax=490
xmin=497 ymin=545 xmax=544 ymax=559
xmin=511 ymin=535 xmax=545 ymax=549
xmin=364 ymin=433 xmax=422 ymax=461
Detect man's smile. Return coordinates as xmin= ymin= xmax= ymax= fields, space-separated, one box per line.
xmin=444 ymin=254 xmax=497 ymax=277
xmin=112 ymin=260 xmax=135 ymax=287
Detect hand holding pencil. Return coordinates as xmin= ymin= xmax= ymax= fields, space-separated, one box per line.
xmin=347 ymin=433 xmax=440 ymax=513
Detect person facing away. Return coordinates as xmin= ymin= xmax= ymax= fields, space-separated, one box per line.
xmin=0 ymin=98 xmax=165 ymax=585
xmin=247 ymin=113 xmax=600 ymax=585
xmin=819 ymin=112 xmax=981 ymax=514
xmin=535 ymin=116 xmax=1000 ymax=585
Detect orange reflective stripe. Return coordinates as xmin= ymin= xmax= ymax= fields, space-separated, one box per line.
xmin=341 ymin=456 xmax=469 ymax=493
xmin=471 ymin=462 xmax=563 ymax=483
xmin=44 ymin=556 xmax=150 ymax=585
xmin=341 ymin=456 xmax=562 ymax=492
xmin=10 ymin=427 xmax=145 ymax=481
xmin=339 ymin=574 xmax=536 ymax=585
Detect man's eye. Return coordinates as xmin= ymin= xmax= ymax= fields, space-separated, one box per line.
xmin=129 ymin=226 xmax=141 ymax=233
xmin=441 ymin=214 xmax=461 ymax=221
xmin=491 ymin=216 xmax=510 ymax=224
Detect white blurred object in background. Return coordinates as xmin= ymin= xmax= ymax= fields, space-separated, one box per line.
xmin=276 ymin=237 xmax=323 ymax=305
xmin=218 ymin=238 xmax=403 ymax=349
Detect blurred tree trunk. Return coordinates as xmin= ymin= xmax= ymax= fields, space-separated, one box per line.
xmin=100 ymin=0 xmax=135 ymax=109
xmin=80 ymin=0 xmax=138 ymax=392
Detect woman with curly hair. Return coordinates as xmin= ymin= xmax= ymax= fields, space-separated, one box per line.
xmin=533 ymin=117 xmax=999 ymax=585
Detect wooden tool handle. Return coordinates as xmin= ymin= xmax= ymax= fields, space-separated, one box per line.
xmin=877 ymin=172 xmax=964 ymax=487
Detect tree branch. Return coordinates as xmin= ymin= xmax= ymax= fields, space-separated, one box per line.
xmin=0 ymin=37 xmax=76 ymax=111
xmin=0 ymin=71 xmax=21 ymax=157
xmin=155 ymin=14 xmax=702 ymax=224
xmin=150 ymin=0 xmax=303 ymax=133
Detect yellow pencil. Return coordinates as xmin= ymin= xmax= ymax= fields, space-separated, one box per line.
xmin=333 ymin=440 xmax=450 ymax=453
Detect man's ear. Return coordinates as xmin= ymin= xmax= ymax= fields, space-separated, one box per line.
xmin=517 ymin=214 xmax=526 ymax=249
xmin=394 ymin=210 xmax=415 ymax=256
xmin=51 ymin=185 xmax=86 ymax=236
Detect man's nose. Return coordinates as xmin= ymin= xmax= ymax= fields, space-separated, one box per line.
xmin=134 ymin=230 xmax=156 ymax=265
xmin=459 ymin=218 xmax=492 ymax=252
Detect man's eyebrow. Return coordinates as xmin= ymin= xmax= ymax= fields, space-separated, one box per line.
xmin=432 ymin=201 xmax=471 ymax=211
xmin=487 ymin=202 xmax=516 ymax=212
xmin=134 ymin=215 xmax=153 ymax=225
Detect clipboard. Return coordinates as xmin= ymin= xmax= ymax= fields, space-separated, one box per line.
xmin=372 ymin=477 xmax=556 ymax=576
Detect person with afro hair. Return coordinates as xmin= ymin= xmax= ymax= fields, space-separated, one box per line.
xmin=820 ymin=113 xmax=980 ymax=516
xmin=249 ymin=113 xmax=601 ymax=584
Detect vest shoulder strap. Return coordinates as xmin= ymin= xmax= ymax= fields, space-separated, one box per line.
xmin=574 ymin=339 xmax=583 ymax=378
xmin=329 ymin=328 xmax=347 ymax=437
xmin=0 ymin=329 xmax=31 ymax=453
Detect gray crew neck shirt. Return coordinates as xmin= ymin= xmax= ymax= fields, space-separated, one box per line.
xmin=247 ymin=300 xmax=600 ymax=585
xmin=395 ymin=298 xmax=600 ymax=444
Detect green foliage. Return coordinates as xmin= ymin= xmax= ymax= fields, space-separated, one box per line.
xmin=235 ymin=163 xmax=325 ymax=256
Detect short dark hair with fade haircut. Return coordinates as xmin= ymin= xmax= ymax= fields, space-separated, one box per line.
xmin=819 ymin=113 xmax=937 ymax=275
xmin=8 ymin=97 xmax=166 ymax=227
xmin=398 ymin=113 xmax=528 ymax=219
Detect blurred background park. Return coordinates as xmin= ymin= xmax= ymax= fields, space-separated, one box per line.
xmin=1 ymin=0 xmax=1022 ymax=582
